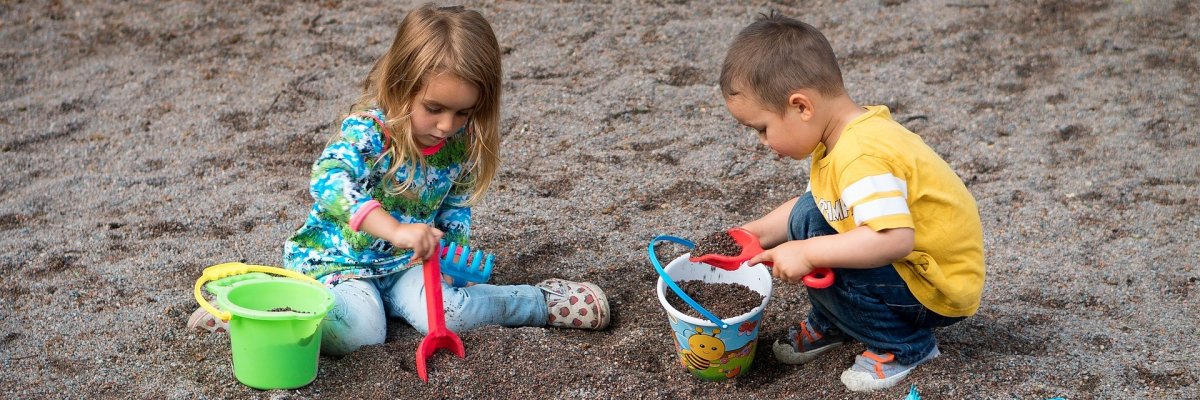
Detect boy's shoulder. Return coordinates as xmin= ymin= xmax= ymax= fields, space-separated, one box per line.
xmin=842 ymin=106 xmax=932 ymax=158
xmin=846 ymin=106 xmax=906 ymax=137
xmin=824 ymin=106 xmax=963 ymax=187
xmin=825 ymin=106 xmax=906 ymax=161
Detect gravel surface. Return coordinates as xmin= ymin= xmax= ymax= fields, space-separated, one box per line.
xmin=1 ymin=0 xmax=1197 ymax=398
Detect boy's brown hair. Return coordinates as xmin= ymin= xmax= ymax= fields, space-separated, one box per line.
xmin=720 ymin=11 xmax=844 ymax=112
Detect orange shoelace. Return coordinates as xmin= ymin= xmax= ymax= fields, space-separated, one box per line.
xmin=862 ymin=351 xmax=896 ymax=379
xmin=797 ymin=321 xmax=823 ymax=345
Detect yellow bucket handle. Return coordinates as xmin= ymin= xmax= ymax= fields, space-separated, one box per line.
xmin=193 ymin=262 xmax=320 ymax=321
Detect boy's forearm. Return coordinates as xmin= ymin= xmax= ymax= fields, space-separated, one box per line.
xmin=741 ymin=196 xmax=800 ymax=248
xmin=797 ymin=226 xmax=914 ymax=269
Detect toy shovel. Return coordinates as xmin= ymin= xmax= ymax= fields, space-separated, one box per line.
xmin=415 ymin=246 xmax=465 ymax=382
xmin=689 ymin=227 xmax=835 ymax=289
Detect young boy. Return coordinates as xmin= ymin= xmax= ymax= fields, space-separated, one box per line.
xmin=721 ymin=12 xmax=985 ymax=392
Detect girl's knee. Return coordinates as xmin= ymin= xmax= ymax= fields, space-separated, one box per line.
xmin=428 ymin=287 xmax=472 ymax=332
xmin=320 ymin=322 xmax=385 ymax=356
xmin=321 ymin=280 xmax=388 ymax=355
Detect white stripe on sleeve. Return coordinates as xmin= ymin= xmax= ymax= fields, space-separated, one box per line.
xmin=852 ymin=197 xmax=910 ymax=226
xmin=842 ymin=173 xmax=907 ymax=207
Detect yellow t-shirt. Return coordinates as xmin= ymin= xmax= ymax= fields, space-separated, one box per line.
xmin=809 ymin=106 xmax=985 ymax=317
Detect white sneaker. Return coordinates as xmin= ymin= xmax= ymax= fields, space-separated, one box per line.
xmin=537 ymin=279 xmax=610 ymax=330
xmin=186 ymin=307 xmax=228 ymax=333
xmin=840 ymin=346 xmax=940 ymax=392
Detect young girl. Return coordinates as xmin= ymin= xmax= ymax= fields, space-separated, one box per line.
xmin=189 ymin=4 xmax=610 ymax=355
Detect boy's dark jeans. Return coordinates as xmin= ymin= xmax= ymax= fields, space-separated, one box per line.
xmin=787 ymin=192 xmax=963 ymax=365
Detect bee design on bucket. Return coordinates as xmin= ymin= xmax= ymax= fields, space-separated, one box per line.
xmin=681 ymin=327 xmax=726 ymax=371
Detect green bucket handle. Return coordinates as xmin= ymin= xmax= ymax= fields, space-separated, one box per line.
xmin=193 ymin=262 xmax=321 ymax=322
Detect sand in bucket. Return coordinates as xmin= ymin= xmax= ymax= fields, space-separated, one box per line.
xmin=655 ymin=254 xmax=772 ymax=381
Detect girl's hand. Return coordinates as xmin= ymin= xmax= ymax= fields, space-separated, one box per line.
xmin=747 ymin=241 xmax=816 ymax=284
xmin=388 ymin=224 xmax=444 ymax=262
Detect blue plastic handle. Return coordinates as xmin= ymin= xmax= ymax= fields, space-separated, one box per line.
xmin=648 ymin=235 xmax=729 ymax=328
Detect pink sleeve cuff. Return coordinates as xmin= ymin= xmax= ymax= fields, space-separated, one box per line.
xmin=349 ymin=200 xmax=382 ymax=232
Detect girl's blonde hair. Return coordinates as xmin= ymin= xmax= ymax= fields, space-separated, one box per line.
xmin=350 ymin=3 xmax=501 ymax=204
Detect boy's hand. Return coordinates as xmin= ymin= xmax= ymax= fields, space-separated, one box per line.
xmin=388 ymin=224 xmax=444 ymax=262
xmin=748 ymin=241 xmax=816 ymax=284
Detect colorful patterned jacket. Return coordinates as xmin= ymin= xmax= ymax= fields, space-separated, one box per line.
xmin=283 ymin=109 xmax=473 ymax=286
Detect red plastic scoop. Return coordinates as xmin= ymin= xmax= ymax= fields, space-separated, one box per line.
xmin=415 ymin=247 xmax=465 ymax=382
xmin=689 ymin=227 xmax=835 ymax=289
xmin=688 ymin=228 xmax=764 ymax=271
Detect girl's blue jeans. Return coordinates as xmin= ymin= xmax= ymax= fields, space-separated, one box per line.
xmin=788 ymin=192 xmax=963 ymax=365
xmin=319 ymin=266 xmax=548 ymax=356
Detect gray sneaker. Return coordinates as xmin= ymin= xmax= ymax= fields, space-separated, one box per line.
xmin=772 ymin=319 xmax=849 ymax=364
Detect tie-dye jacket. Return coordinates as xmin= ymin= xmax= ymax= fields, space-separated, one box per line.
xmin=283 ymin=109 xmax=473 ymax=286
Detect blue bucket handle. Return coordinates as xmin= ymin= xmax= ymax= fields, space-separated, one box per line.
xmin=648 ymin=235 xmax=729 ymax=329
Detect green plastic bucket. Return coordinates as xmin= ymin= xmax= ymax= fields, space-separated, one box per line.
xmin=194 ymin=263 xmax=334 ymax=390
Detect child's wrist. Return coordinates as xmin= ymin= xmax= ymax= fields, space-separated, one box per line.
xmin=350 ymin=200 xmax=383 ymax=232
xmin=386 ymin=224 xmax=412 ymax=248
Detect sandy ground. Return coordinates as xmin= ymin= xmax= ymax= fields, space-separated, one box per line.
xmin=1 ymin=0 xmax=1198 ymax=398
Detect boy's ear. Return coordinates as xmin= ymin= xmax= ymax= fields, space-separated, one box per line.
xmin=787 ymin=92 xmax=815 ymax=120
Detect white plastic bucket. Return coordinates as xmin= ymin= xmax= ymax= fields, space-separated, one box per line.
xmin=655 ymin=254 xmax=773 ymax=381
